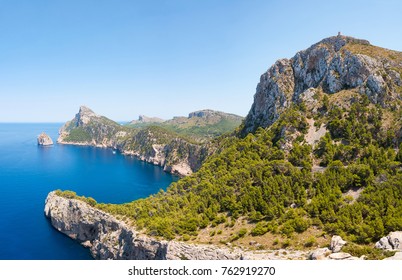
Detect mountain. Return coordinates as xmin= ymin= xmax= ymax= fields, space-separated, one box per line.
xmin=57 ymin=106 xmax=240 ymax=176
xmin=127 ymin=109 xmax=243 ymax=142
xmin=49 ymin=35 xmax=402 ymax=259
xmin=242 ymin=35 xmax=402 ymax=135
xmin=58 ymin=106 xmax=125 ymax=146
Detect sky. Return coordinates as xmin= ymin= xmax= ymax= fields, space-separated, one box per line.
xmin=1 ymin=0 xmax=402 ymax=122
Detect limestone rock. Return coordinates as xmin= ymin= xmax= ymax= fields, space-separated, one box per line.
xmin=375 ymin=237 xmax=393 ymax=250
xmin=375 ymin=231 xmax=402 ymax=250
xmin=328 ymin=252 xmax=352 ymax=260
xmin=44 ymin=191 xmax=244 ymax=260
xmin=330 ymin=235 xmax=347 ymax=253
xmin=310 ymin=248 xmax=331 ymax=260
xmin=37 ymin=132 xmax=53 ymax=146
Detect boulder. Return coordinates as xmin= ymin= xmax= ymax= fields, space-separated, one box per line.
xmin=388 ymin=232 xmax=402 ymax=250
xmin=375 ymin=231 xmax=402 ymax=250
xmin=330 ymin=235 xmax=347 ymax=253
xmin=375 ymin=237 xmax=393 ymax=250
xmin=328 ymin=252 xmax=352 ymax=260
xmin=310 ymin=248 xmax=331 ymax=260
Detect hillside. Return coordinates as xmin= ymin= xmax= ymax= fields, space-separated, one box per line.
xmin=52 ymin=35 xmax=402 ymax=259
xmin=57 ymin=107 xmax=239 ymax=176
xmin=127 ymin=109 xmax=243 ymax=142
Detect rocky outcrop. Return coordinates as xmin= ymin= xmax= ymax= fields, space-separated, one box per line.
xmin=44 ymin=191 xmax=242 ymax=260
xmin=37 ymin=132 xmax=53 ymax=146
xmin=330 ymin=235 xmax=347 ymax=253
xmin=242 ymin=35 xmax=402 ymax=134
xmin=45 ymin=191 xmax=311 ymax=260
xmin=375 ymin=231 xmax=402 ymax=250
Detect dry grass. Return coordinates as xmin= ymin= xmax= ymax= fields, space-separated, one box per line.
xmin=344 ymin=43 xmax=402 ymax=61
xmin=193 ymin=216 xmax=328 ymax=251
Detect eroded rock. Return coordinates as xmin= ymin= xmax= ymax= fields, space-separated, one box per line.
xmin=37 ymin=132 xmax=53 ymax=146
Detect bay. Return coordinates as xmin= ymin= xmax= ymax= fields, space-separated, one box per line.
xmin=0 ymin=123 xmax=178 ymax=259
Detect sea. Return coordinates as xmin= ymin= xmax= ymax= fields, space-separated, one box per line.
xmin=0 ymin=123 xmax=178 ymax=260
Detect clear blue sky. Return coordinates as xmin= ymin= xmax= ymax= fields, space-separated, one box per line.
xmin=1 ymin=0 xmax=401 ymax=122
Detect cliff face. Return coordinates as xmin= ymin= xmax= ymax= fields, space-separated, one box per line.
xmin=44 ymin=191 xmax=245 ymax=260
xmin=243 ymin=35 xmax=402 ymax=134
xmin=57 ymin=106 xmax=210 ymax=176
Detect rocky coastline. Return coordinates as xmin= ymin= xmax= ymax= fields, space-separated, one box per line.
xmin=44 ymin=191 xmax=401 ymax=260
xmin=44 ymin=191 xmax=310 ymax=260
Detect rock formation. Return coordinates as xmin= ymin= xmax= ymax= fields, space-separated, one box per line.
xmin=45 ymin=191 xmax=310 ymax=260
xmin=242 ymin=35 xmax=402 ymax=134
xmin=375 ymin=231 xmax=402 ymax=250
xmin=37 ymin=132 xmax=53 ymax=146
xmin=330 ymin=235 xmax=347 ymax=253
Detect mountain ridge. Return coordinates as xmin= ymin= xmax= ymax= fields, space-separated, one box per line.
xmin=57 ymin=106 xmax=241 ymax=176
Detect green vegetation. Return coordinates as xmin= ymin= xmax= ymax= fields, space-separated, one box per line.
xmin=341 ymin=243 xmax=395 ymax=260
xmin=55 ymin=190 xmax=97 ymax=207
xmin=127 ymin=112 xmax=243 ymax=143
xmin=64 ymin=127 xmax=92 ymax=142
xmin=58 ymin=94 xmax=402 ymax=254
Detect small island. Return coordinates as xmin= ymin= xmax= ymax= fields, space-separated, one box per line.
xmin=37 ymin=132 xmax=53 ymax=146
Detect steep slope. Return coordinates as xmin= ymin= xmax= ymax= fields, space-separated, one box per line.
xmin=49 ymin=35 xmax=402 ymax=259
xmin=57 ymin=106 xmax=216 ymax=176
xmin=58 ymin=106 xmax=129 ymax=147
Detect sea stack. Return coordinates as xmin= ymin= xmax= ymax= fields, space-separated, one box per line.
xmin=37 ymin=132 xmax=53 ymax=146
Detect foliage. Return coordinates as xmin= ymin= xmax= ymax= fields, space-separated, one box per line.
xmin=58 ymin=94 xmax=402 ymax=253
xmin=341 ymin=243 xmax=395 ymax=260
xmin=64 ymin=128 xmax=92 ymax=142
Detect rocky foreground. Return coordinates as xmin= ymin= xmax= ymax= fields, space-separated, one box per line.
xmin=44 ymin=191 xmax=400 ymax=260
xmin=44 ymin=191 xmax=309 ymax=260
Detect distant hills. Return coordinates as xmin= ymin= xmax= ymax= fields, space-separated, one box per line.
xmin=127 ymin=109 xmax=243 ymax=142
xmin=57 ymin=106 xmax=243 ymax=176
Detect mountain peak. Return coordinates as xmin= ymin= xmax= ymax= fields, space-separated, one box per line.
xmin=76 ymin=106 xmax=99 ymax=125
xmin=78 ymin=105 xmax=96 ymax=116
xmin=242 ymin=35 xmax=402 ymax=134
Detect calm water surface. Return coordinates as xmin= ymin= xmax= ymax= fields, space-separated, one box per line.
xmin=0 ymin=123 xmax=178 ymax=259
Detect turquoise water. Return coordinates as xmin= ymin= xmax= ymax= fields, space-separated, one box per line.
xmin=0 ymin=123 xmax=178 ymax=259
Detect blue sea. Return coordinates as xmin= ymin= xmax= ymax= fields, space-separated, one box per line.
xmin=0 ymin=123 xmax=178 ymax=260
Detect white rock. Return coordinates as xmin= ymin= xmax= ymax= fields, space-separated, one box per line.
xmin=310 ymin=248 xmax=331 ymax=260
xmin=328 ymin=252 xmax=352 ymax=260
xmin=375 ymin=232 xmax=402 ymax=250
xmin=37 ymin=132 xmax=53 ymax=146
xmin=330 ymin=235 xmax=347 ymax=253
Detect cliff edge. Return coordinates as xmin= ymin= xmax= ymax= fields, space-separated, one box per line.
xmin=44 ymin=191 xmax=312 ymax=260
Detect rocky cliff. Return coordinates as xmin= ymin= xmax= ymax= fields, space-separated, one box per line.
xmin=243 ymin=35 xmax=402 ymax=134
xmin=37 ymin=132 xmax=53 ymax=146
xmin=57 ymin=106 xmax=210 ymax=176
xmin=44 ymin=191 xmax=310 ymax=260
